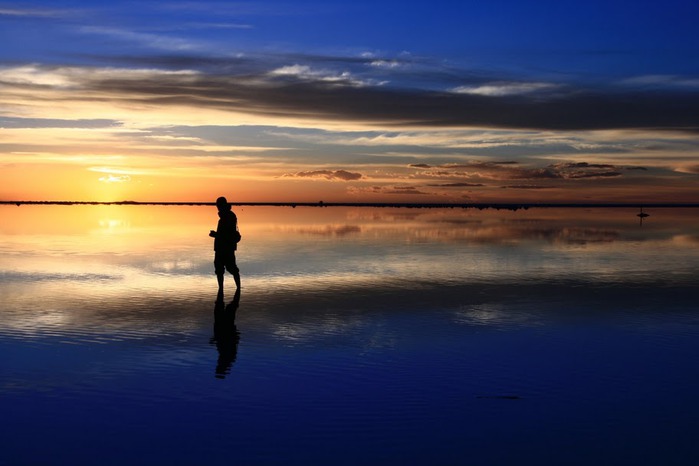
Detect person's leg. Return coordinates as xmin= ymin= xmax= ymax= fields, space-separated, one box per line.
xmin=227 ymin=252 xmax=241 ymax=289
xmin=232 ymin=267 xmax=241 ymax=289
xmin=214 ymin=253 xmax=225 ymax=290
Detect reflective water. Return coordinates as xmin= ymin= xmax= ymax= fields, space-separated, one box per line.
xmin=1 ymin=205 xmax=699 ymax=465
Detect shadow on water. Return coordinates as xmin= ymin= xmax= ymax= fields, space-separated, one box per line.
xmin=210 ymin=289 xmax=241 ymax=379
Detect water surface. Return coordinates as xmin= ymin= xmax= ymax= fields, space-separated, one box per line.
xmin=1 ymin=205 xmax=699 ymax=465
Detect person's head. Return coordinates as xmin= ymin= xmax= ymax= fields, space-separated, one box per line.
xmin=216 ymin=196 xmax=230 ymax=212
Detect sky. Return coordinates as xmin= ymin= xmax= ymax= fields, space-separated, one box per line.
xmin=1 ymin=0 xmax=698 ymax=203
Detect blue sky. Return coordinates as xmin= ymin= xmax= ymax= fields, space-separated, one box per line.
xmin=6 ymin=0 xmax=697 ymax=75
xmin=1 ymin=0 xmax=699 ymax=202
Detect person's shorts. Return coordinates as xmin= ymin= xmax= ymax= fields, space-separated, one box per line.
xmin=214 ymin=250 xmax=238 ymax=275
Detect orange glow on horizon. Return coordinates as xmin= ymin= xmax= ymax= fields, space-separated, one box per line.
xmin=2 ymin=127 xmax=699 ymax=204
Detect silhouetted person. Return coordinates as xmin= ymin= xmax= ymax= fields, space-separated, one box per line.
xmin=211 ymin=289 xmax=241 ymax=379
xmin=209 ymin=196 xmax=241 ymax=292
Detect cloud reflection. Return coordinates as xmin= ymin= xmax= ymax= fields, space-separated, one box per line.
xmin=1 ymin=205 xmax=699 ymax=345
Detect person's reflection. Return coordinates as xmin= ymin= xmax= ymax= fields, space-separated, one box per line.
xmin=210 ymin=289 xmax=241 ymax=379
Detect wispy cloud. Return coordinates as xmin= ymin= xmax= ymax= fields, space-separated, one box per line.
xmin=549 ymin=162 xmax=623 ymax=179
xmin=674 ymin=164 xmax=699 ymax=175
xmin=185 ymin=22 xmax=254 ymax=30
xmin=426 ymin=182 xmax=485 ymax=187
xmin=89 ymin=166 xmax=141 ymax=176
xmin=369 ymin=59 xmax=403 ymax=69
xmin=0 ymin=7 xmax=68 ymax=18
xmin=269 ymin=64 xmax=381 ymax=87
xmin=98 ymin=174 xmax=131 ymax=183
xmin=452 ymin=81 xmax=560 ymax=97
xmin=410 ymin=161 xmax=625 ymax=181
xmin=620 ymin=75 xmax=699 ymax=90
xmin=0 ymin=117 xmax=121 ymax=129
xmin=500 ymin=185 xmax=557 ymax=190
xmin=78 ymin=26 xmax=204 ymax=51
xmin=156 ymin=1 xmax=325 ymax=16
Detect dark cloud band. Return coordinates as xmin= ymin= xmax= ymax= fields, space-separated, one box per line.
xmin=79 ymin=71 xmax=699 ymax=132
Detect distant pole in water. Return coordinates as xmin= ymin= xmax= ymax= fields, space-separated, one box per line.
xmin=637 ymin=207 xmax=650 ymax=226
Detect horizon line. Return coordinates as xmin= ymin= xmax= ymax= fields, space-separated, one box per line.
xmin=2 ymin=200 xmax=699 ymax=209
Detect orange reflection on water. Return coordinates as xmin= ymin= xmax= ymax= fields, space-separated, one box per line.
xmin=2 ymin=204 xmax=699 ymax=339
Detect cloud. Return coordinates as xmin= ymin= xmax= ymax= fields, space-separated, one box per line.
xmin=268 ymin=64 xmax=378 ymax=87
xmin=411 ymin=160 xmax=625 ymax=181
xmin=452 ymin=82 xmax=560 ymax=96
xmin=89 ymin=167 xmax=139 ymax=175
xmin=282 ymin=169 xmax=363 ymax=181
xmin=7 ymin=62 xmax=699 ymax=132
xmin=184 ymin=22 xmax=254 ymax=30
xmin=550 ymin=162 xmax=622 ymax=179
xmin=556 ymin=162 xmax=615 ymax=169
xmin=98 ymin=174 xmax=131 ymax=183
xmin=369 ymin=60 xmax=403 ymax=69
xmin=386 ymin=186 xmax=428 ymax=195
xmin=0 ymin=117 xmax=121 ymax=129
xmin=500 ymin=185 xmax=557 ymax=189
xmin=78 ymin=26 xmax=204 ymax=52
xmin=0 ymin=7 xmax=67 ymax=18
xmin=674 ymin=165 xmax=699 ymax=175
xmin=414 ymin=161 xmax=558 ymax=180
xmin=426 ymin=182 xmax=485 ymax=187
xmin=156 ymin=1 xmax=336 ymax=17
xmin=620 ymin=75 xmax=699 ymax=90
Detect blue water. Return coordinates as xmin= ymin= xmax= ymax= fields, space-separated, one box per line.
xmin=1 ymin=206 xmax=699 ymax=465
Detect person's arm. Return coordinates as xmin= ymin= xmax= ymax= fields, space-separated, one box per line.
xmin=210 ymin=217 xmax=223 ymax=237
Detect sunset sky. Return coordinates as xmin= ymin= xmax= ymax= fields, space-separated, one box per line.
xmin=1 ymin=0 xmax=698 ymax=203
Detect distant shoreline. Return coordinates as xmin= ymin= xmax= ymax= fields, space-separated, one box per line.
xmin=2 ymin=200 xmax=699 ymax=210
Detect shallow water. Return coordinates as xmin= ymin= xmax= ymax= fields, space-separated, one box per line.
xmin=1 ymin=205 xmax=699 ymax=465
